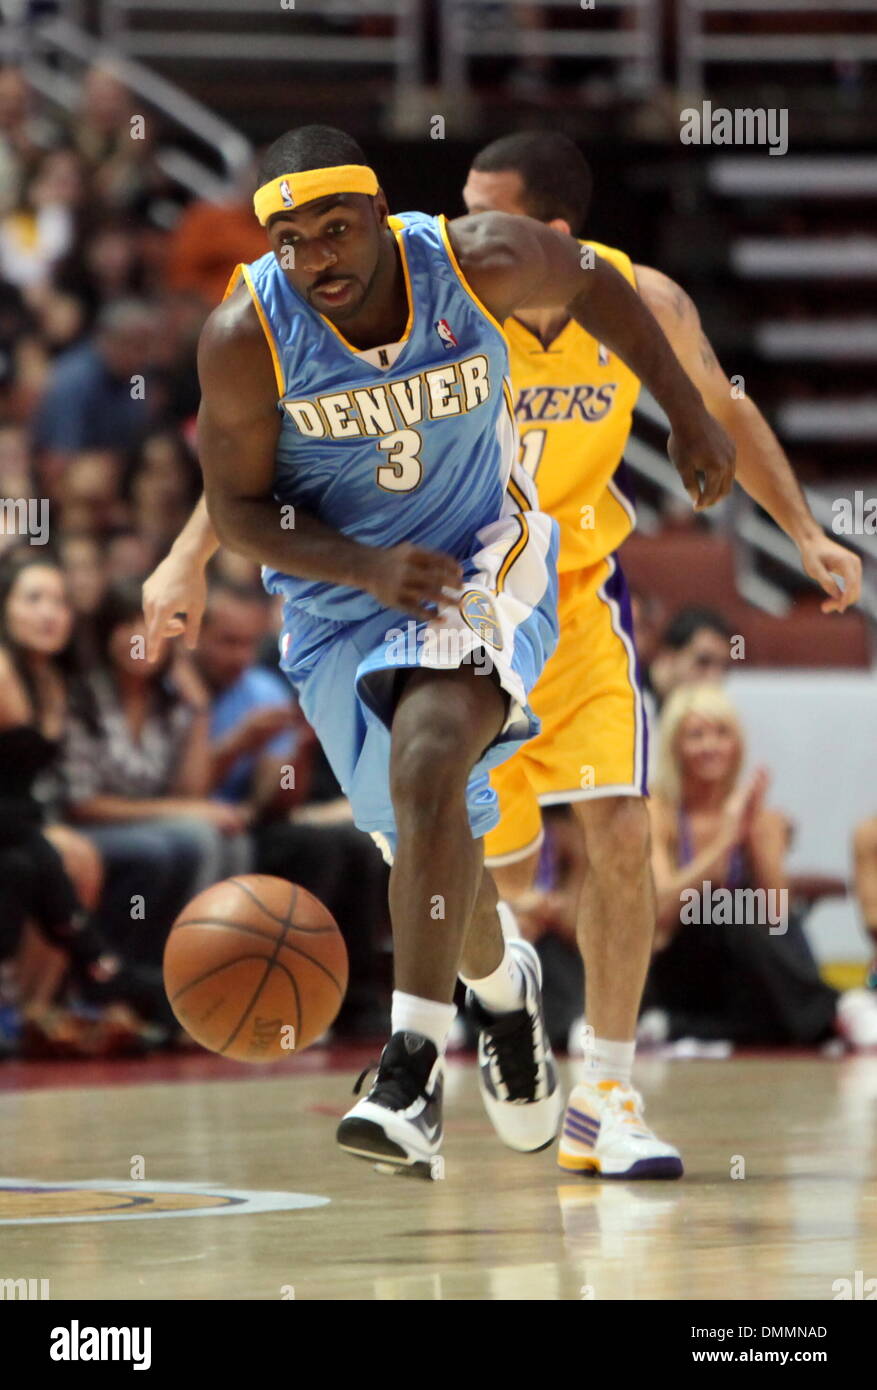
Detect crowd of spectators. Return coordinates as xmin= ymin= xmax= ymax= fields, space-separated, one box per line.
xmin=513 ymin=604 xmax=877 ymax=1055
xmin=0 ymin=61 xmax=390 ymax=1057
xmin=1 ymin=60 xmax=874 ymax=1062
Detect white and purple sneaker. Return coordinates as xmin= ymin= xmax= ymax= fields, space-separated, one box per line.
xmin=558 ymin=1080 xmax=683 ymax=1179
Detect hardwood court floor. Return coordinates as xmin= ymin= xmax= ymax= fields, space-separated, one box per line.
xmin=0 ymin=1050 xmax=875 ymax=1300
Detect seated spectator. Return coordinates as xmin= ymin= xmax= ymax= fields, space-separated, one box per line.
xmin=31 ymin=297 xmax=161 ymax=466
xmin=123 ymin=430 xmax=202 ymax=553
xmin=643 ymin=683 xmax=877 ymax=1049
xmin=0 ymin=280 xmax=48 ymax=419
xmin=195 ymin=580 xmax=301 ymax=812
xmin=57 ymin=448 xmax=127 ymax=535
xmin=70 ymin=65 xmax=161 ymax=215
xmin=58 ymin=530 xmax=106 ymax=622
xmin=58 ymin=530 xmax=108 ymax=668
xmin=853 ymin=816 xmax=877 ymax=990
xmin=61 ymin=578 xmax=252 ymax=968
xmin=105 ymin=528 xmax=159 ymax=585
xmin=55 ymin=213 xmax=145 ymax=329
xmin=192 ymin=579 xmax=390 ymax=1036
xmin=149 ymin=289 xmax=207 ymax=425
xmin=649 ymin=605 xmax=733 ymax=712
xmin=0 ymin=65 xmax=62 ymax=218
xmin=165 ymin=160 xmax=267 ymax=307
xmin=0 ymin=148 xmax=83 ymax=296
xmin=0 ymin=548 xmax=172 ymax=1050
xmin=628 ymin=585 xmax=665 ymax=684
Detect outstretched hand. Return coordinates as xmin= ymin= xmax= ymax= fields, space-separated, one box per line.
xmin=797 ymin=533 xmax=862 ymax=614
xmin=143 ymin=551 xmax=209 ymax=663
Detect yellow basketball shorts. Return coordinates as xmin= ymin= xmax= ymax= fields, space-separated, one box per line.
xmin=483 ymin=552 xmax=648 ymax=867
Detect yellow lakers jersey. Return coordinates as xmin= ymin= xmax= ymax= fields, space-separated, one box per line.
xmin=504 ymin=240 xmax=640 ymax=572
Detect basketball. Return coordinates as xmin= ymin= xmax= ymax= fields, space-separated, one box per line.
xmin=163 ymin=876 xmax=348 ymax=1062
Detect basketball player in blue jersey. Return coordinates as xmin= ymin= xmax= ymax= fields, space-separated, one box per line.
xmin=157 ymin=125 xmax=734 ymax=1177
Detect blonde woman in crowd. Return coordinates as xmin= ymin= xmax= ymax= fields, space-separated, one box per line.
xmin=643 ymin=683 xmax=877 ymax=1049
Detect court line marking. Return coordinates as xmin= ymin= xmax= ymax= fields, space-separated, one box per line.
xmin=0 ymin=1178 xmax=330 ymax=1226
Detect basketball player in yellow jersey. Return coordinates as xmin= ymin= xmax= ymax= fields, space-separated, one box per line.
xmin=463 ymin=132 xmax=862 ymax=1179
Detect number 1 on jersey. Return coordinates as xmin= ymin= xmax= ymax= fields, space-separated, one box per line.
xmin=519 ymin=428 xmax=547 ymax=479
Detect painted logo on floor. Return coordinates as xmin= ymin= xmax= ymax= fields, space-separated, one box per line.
xmin=0 ymin=1179 xmax=329 ymax=1225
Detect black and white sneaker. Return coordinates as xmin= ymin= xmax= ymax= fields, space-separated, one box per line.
xmin=336 ymin=1031 xmax=444 ymax=1180
xmin=466 ymin=938 xmax=562 ymax=1152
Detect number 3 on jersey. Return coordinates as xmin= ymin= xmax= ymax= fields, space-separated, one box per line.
xmin=376 ymin=429 xmax=423 ymax=492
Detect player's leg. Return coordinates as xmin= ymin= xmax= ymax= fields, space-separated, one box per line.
xmin=337 ymin=661 xmax=509 ymax=1175
xmin=573 ymin=795 xmax=655 ymax=1044
xmin=338 ymin=503 xmax=561 ymax=1171
xmin=386 ymin=662 xmax=507 ymax=1000
xmin=552 ymin=559 xmax=681 ymax=1178
xmin=458 ymin=857 xmax=562 ymax=1150
xmin=558 ymin=794 xmax=680 ymax=1177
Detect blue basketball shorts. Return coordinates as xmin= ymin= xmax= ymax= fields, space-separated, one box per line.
xmin=276 ymin=509 xmax=559 ymax=865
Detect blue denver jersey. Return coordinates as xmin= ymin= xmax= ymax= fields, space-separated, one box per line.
xmin=226 ymin=212 xmax=523 ymax=624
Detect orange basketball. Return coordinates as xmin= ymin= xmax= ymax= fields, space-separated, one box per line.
xmin=163 ymin=875 xmax=348 ymax=1062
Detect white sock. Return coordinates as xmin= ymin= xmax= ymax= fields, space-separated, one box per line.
xmin=391 ymin=991 xmax=456 ymax=1054
xmin=496 ymin=899 xmax=522 ymax=940
xmin=583 ymin=1034 xmax=635 ymax=1087
xmin=459 ymin=940 xmax=526 ymax=1014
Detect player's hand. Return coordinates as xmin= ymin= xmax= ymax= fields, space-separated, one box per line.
xmin=143 ymin=549 xmax=209 ymax=663
xmin=667 ymin=408 xmax=736 ymax=510
xmin=723 ymin=766 xmax=769 ymax=847
xmin=797 ymin=533 xmax=862 ymax=614
xmin=358 ymin=542 xmax=464 ymax=621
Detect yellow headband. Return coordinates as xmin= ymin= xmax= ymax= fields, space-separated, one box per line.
xmin=253 ymin=164 xmax=379 ymax=226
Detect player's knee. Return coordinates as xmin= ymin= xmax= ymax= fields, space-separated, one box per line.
xmin=389 ymin=725 xmax=469 ymax=811
xmin=581 ymin=797 xmax=650 ymax=870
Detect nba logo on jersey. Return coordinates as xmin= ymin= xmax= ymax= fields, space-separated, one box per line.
xmin=598 ymin=344 xmax=610 ymax=366
xmin=279 ymin=179 xmax=295 ymax=208
xmin=281 ymin=631 xmax=292 ymax=660
xmin=435 ymin=318 xmax=458 ymax=350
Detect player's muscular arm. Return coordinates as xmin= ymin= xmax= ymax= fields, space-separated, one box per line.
xmin=198 ymin=289 xmax=462 ymax=621
xmin=447 ymin=212 xmax=734 ymax=508
xmin=636 ymin=264 xmax=862 ymax=613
